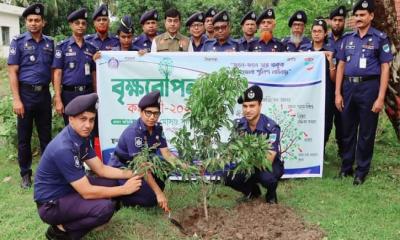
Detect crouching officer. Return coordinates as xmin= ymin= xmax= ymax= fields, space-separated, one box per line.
xmin=34 ymin=93 xmax=143 ymax=240
xmin=108 ymin=91 xmax=178 ymax=210
xmin=224 ymin=85 xmax=284 ymax=204
xmin=335 ymin=0 xmax=393 ymax=185
xmin=8 ymin=3 xmax=53 ymax=188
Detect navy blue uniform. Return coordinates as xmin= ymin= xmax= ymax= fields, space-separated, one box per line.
xmin=281 ymin=36 xmax=311 ymax=52
xmin=190 ymin=35 xmax=208 ymax=52
xmin=237 ymin=37 xmax=258 ymax=52
xmin=336 ymin=27 xmax=393 ymax=178
xmin=201 ymin=38 xmax=239 ymax=52
xmin=52 ymin=37 xmax=97 ymax=124
xmin=132 ymin=33 xmax=154 ymax=52
xmin=108 ymin=118 xmax=167 ymax=207
xmin=34 ymin=125 xmax=116 ymax=239
xmin=8 ymin=32 xmax=53 ymax=178
xmin=248 ymin=37 xmax=285 ymax=52
xmin=84 ymin=33 xmax=119 ymax=50
xmin=224 ymin=114 xmax=284 ymax=197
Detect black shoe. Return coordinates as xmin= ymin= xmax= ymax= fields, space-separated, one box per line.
xmin=45 ymin=225 xmax=70 ymax=240
xmin=21 ymin=174 xmax=32 ymax=189
xmin=336 ymin=171 xmax=353 ymax=179
xmin=265 ymin=189 xmax=278 ymax=204
xmin=353 ymin=176 xmax=365 ymax=186
xmin=236 ymin=185 xmax=261 ymax=203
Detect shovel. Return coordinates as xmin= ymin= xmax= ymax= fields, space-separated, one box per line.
xmin=167 ymin=209 xmax=186 ymax=234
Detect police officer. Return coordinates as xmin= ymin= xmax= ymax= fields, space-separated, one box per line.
xmin=84 ymin=4 xmax=119 ymax=50
xmin=300 ymin=19 xmax=336 ymax=151
xmin=335 ymin=0 xmax=393 ymax=185
xmin=8 ymin=3 xmax=53 ymax=189
xmin=108 ymin=91 xmax=179 ymax=209
xmin=52 ymin=8 xmax=98 ymax=125
xmin=204 ymin=7 xmax=217 ymax=39
xmin=224 ymin=85 xmax=284 ymax=203
xmin=186 ymin=12 xmax=207 ymax=52
xmin=201 ymin=10 xmax=239 ymax=52
xmin=34 ymin=93 xmax=143 ymax=240
xmin=117 ymin=15 xmax=135 ymax=51
xmin=237 ymin=11 xmax=257 ymax=51
xmin=151 ymin=8 xmax=192 ymax=52
xmin=328 ymin=5 xmax=347 ymax=157
xmin=132 ymin=9 xmax=159 ymax=52
xmin=282 ymin=10 xmax=311 ymax=52
xmin=248 ymin=8 xmax=285 ymax=52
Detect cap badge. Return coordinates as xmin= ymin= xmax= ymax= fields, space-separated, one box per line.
xmin=339 ymin=9 xmax=344 ymax=14
xmin=154 ymin=13 xmax=158 ymax=18
xmin=251 ymin=13 xmax=256 ymax=19
xmin=318 ymin=20 xmax=323 ymax=25
xmin=297 ymin=13 xmax=302 ymax=19
xmin=223 ymin=14 xmax=228 ymax=20
xmin=211 ymin=10 xmax=215 ymax=15
xmin=248 ymin=90 xmax=255 ymax=99
xmin=268 ymin=10 xmax=272 ymax=16
xmin=84 ymin=12 xmax=88 ymax=18
xmin=102 ymin=10 xmax=107 ymax=15
xmin=362 ymin=1 xmax=368 ymax=8
xmin=199 ymin=15 xmax=203 ymax=20
xmin=35 ymin=7 xmax=40 ymax=14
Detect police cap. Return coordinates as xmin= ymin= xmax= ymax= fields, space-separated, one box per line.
xmin=140 ymin=9 xmax=158 ymax=25
xmin=22 ymin=3 xmax=44 ymax=18
xmin=138 ymin=91 xmax=161 ymax=109
xmin=240 ymin=11 xmax=257 ymax=25
xmin=67 ymin=8 xmax=88 ymax=22
xmin=205 ymin=7 xmax=217 ymax=18
xmin=312 ymin=18 xmax=327 ymax=32
xmin=256 ymin=8 xmax=275 ymax=25
xmin=329 ymin=6 xmax=347 ymax=19
xmin=212 ymin=10 xmax=229 ymax=24
xmin=186 ymin=12 xmax=205 ymax=27
xmin=353 ymin=0 xmax=374 ymax=14
xmin=92 ymin=4 xmax=108 ymax=20
xmin=238 ymin=85 xmax=263 ymax=104
xmin=118 ymin=15 xmax=134 ymax=34
xmin=65 ymin=93 xmax=98 ymax=116
xmin=288 ymin=10 xmax=307 ymax=27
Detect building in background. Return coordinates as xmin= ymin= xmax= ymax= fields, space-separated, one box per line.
xmin=0 ymin=2 xmax=24 ymax=58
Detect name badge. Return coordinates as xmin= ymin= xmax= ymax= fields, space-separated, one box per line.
xmin=85 ymin=63 xmax=90 ymax=75
xmin=359 ymin=57 xmax=367 ymax=69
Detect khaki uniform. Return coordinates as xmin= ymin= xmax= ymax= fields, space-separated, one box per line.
xmin=153 ymin=32 xmax=190 ymax=52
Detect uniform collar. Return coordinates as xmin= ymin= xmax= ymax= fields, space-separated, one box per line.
xmin=137 ymin=118 xmax=148 ymax=133
xmin=191 ymin=34 xmax=207 ymax=43
xmin=24 ymin=31 xmax=45 ymax=42
xmin=355 ymin=26 xmax=374 ymax=38
xmin=67 ymin=36 xmax=88 ymax=47
xmin=239 ymin=36 xmax=255 ymax=43
xmin=94 ymin=32 xmax=113 ymax=41
xmin=66 ymin=125 xmax=89 ymax=147
xmin=215 ymin=37 xmax=235 ymax=46
xmin=258 ymin=37 xmax=278 ymax=44
xmin=241 ymin=114 xmax=267 ymax=133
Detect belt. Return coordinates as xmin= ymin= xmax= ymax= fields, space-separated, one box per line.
xmin=20 ymin=83 xmax=49 ymax=92
xmin=344 ymin=75 xmax=379 ymax=83
xmin=36 ymin=200 xmax=56 ymax=208
xmin=62 ymin=84 xmax=92 ymax=92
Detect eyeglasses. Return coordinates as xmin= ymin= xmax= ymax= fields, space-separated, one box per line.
xmin=214 ymin=24 xmax=228 ymax=32
xmin=96 ymin=17 xmax=108 ymax=22
xmin=144 ymin=110 xmax=161 ymax=118
xmin=73 ymin=20 xmax=87 ymax=26
xmin=191 ymin=23 xmax=204 ymax=28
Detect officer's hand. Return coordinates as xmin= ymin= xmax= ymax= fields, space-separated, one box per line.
xmin=156 ymin=192 xmax=169 ymax=212
xmin=93 ymin=52 xmax=101 ymax=61
xmin=123 ymin=175 xmax=142 ymax=195
xmin=335 ymin=94 xmax=344 ymax=112
xmin=372 ymin=98 xmax=384 ymax=113
xmin=13 ymin=99 xmax=25 ymax=118
xmin=138 ymin=49 xmax=147 ymax=56
xmin=324 ymin=51 xmax=333 ymax=62
xmin=54 ymin=98 xmax=64 ymax=115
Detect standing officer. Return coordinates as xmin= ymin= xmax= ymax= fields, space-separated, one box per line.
xmin=85 ymin=4 xmax=119 ymax=51
xmin=34 ymin=93 xmax=143 ymax=240
xmin=53 ymin=8 xmax=98 ymax=125
xmin=186 ymin=12 xmax=207 ymax=52
xmin=248 ymin=8 xmax=284 ymax=52
xmin=201 ymin=10 xmax=239 ymax=52
xmin=151 ymin=8 xmax=192 ymax=52
xmin=204 ymin=7 xmax=217 ymax=39
xmin=117 ymin=15 xmax=135 ymax=51
xmin=8 ymin=3 xmax=53 ymax=189
xmin=282 ymin=10 xmax=311 ymax=52
xmin=237 ymin=11 xmax=258 ymax=51
xmin=224 ymin=85 xmax=284 ymax=204
xmin=108 ymin=91 xmax=178 ymax=209
xmin=132 ymin=9 xmax=159 ymax=52
xmin=335 ymin=0 xmax=393 ymax=185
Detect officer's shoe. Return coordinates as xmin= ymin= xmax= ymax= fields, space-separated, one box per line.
xmin=236 ymin=185 xmax=261 ymax=203
xmin=265 ymin=189 xmax=278 ymax=204
xmin=45 ymin=225 xmax=70 ymax=240
xmin=353 ymin=176 xmax=365 ymax=186
xmin=20 ymin=173 xmax=32 ymax=189
xmin=336 ymin=171 xmax=353 ymax=179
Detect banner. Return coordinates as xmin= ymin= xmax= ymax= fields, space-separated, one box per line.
xmin=97 ymin=52 xmax=326 ymax=178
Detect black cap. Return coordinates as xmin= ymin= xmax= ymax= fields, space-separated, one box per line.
xmin=65 ymin=93 xmax=98 ymax=116
xmin=186 ymin=12 xmax=205 ymax=27
xmin=22 ymin=3 xmax=44 ymax=18
xmin=353 ymin=0 xmax=374 ymax=14
xmin=312 ymin=19 xmax=327 ymax=32
xmin=205 ymin=7 xmax=217 ymax=18
xmin=288 ymin=10 xmax=307 ymax=27
xmin=212 ymin=10 xmax=229 ymax=24
xmin=329 ymin=6 xmax=346 ymax=19
xmin=238 ymin=85 xmax=263 ymax=104
xmin=240 ymin=11 xmax=257 ymax=25
xmin=92 ymin=4 xmax=108 ymax=20
xmin=140 ymin=9 xmax=158 ymax=24
xmin=256 ymin=8 xmax=275 ymax=25
xmin=67 ymin=8 xmax=87 ymax=22
xmin=118 ymin=15 xmax=133 ymax=34
xmin=138 ymin=91 xmax=161 ymax=109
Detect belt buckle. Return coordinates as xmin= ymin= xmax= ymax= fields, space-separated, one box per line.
xmin=76 ymin=86 xmax=84 ymax=92
xmin=33 ymin=85 xmax=43 ymax=91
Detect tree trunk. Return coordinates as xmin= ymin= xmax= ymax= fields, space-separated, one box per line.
xmin=373 ymin=0 xmax=400 ymax=140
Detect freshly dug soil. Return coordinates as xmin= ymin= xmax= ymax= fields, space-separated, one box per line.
xmin=175 ymin=199 xmax=325 ymax=240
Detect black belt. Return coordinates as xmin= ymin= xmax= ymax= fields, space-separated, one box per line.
xmin=36 ymin=200 xmax=56 ymax=208
xmin=344 ymin=75 xmax=379 ymax=83
xmin=62 ymin=84 xmax=92 ymax=92
xmin=20 ymin=83 xmax=49 ymax=92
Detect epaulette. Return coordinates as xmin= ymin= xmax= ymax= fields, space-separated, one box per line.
xmin=12 ymin=34 xmax=24 ymax=41
xmin=56 ymin=38 xmax=68 ymax=46
xmin=372 ymin=28 xmax=387 ymax=39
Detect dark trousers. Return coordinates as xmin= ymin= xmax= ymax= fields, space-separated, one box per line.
xmin=37 ymin=176 xmax=117 ymax=240
xmin=340 ymin=79 xmax=380 ymax=178
xmin=61 ymin=89 xmax=93 ymax=125
xmin=18 ymin=88 xmax=52 ymax=177
xmin=325 ymin=79 xmax=344 ymax=156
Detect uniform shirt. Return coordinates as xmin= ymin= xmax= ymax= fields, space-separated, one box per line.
xmin=235 ymin=114 xmax=281 ymax=154
xmin=132 ymin=33 xmax=154 ymax=52
xmin=281 ymin=36 xmax=311 ymax=52
xmin=7 ymin=32 xmax=54 ymax=85
xmin=300 ymin=42 xmax=333 ymax=84
xmin=84 ymin=33 xmax=120 ymax=50
xmin=108 ymin=118 xmax=168 ymax=168
xmin=52 ymin=37 xmax=98 ymax=86
xmin=201 ymin=37 xmax=239 ymax=52
xmin=237 ymin=36 xmax=258 ymax=52
xmin=336 ymin=27 xmax=393 ymax=77
xmin=151 ymin=32 xmax=193 ymax=52
xmin=34 ymin=125 xmax=96 ymax=203
xmin=327 ymin=32 xmax=346 ymax=66
xmin=248 ymin=37 xmax=285 ymax=52
xmin=190 ymin=35 xmax=208 ymax=52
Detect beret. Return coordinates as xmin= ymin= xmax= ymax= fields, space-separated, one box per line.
xmin=186 ymin=12 xmax=204 ymax=27
xmin=329 ymin=5 xmax=346 ymax=19
xmin=22 ymin=3 xmax=44 ymax=18
xmin=240 ymin=11 xmax=257 ymax=25
xmin=118 ymin=15 xmax=134 ymax=33
xmin=65 ymin=93 xmax=98 ymax=116
xmin=205 ymin=7 xmax=217 ymax=18
xmin=238 ymin=85 xmax=263 ymax=104
xmin=353 ymin=0 xmax=374 ymax=14
xmin=67 ymin=8 xmax=87 ymax=22
xmin=138 ymin=91 xmax=161 ymax=109
xmin=212 ymin=10 xmax=229 ymax=24
xmin=140 ymin=9 xmax=158 ymax=24
xmin=92 ymin=4 xmax=108 ymax=20
xmin=288 ymin=10 xmax=307 ymax=27
xmin=257 ymin=8 xmax=275 ymax=25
